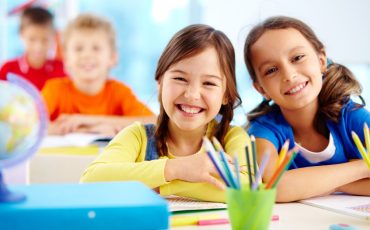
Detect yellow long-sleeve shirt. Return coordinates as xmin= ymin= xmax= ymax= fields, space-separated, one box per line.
xmin=81 ymin=121 xmax=253 ymax=202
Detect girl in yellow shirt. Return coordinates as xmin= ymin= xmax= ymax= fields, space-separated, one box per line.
xmin=81 ymin=24 xmax=251 ymax=202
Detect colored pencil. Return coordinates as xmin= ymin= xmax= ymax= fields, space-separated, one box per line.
xmin=245 ymin=145 xmax=253 ymax=188
xmin=211 ymin=137 xmax=239 ymax=188
xmin=351 ymin=131 xmax=370 ymax=168
xmin=364 ymin=123 xmax=370 ymax=155
xmin=251 ymin=135 xmax=258 ymax=180
xmin=252 ymin=151 xmax=270 ymax=190
xmin=276 ymin=139 xmax=289 ymax=169
xmin=265 ymin=147 xmax=298 ymax=189
xmin=233 ymin=155 xmax=241 ymax=189
xmin=203 ymin=137 xmax=231 ymax=187
xmin=219 ymin=150 xmax=237 ymax=189
xmin=272 ymin=151 xmax=298 ymax=188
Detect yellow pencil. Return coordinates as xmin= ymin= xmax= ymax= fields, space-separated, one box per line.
xmin=276 ymin=139 xmax=289 ymax=169
xmin=351 ymin=131 xmax=370 ymax=169
xmin=364 ymin=123 xmax=370 ymax=156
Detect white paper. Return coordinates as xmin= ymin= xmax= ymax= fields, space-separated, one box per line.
xmin=40 ymin=133 xmax=112 ymax=148
xmin=166 ymin=195 xmax=227 ymax=212
xmin=300 ymin=194 xmax=370 ymax=220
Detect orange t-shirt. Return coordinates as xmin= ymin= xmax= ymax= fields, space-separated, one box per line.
xmin=42 ymin=78 xmax=154 ymax=121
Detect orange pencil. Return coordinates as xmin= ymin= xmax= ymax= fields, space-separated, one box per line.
xmin=266 ymin=147 xmax=298 ymax=189
xmin=266 ymin=152 xmax=291 ymax=189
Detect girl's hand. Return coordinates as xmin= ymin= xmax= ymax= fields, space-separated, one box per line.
xmin=49 ymin=114 xmax=101 ymax=135
xmin=164 ymin=152 xmax=234 ymax=190
xmin=76 ymin=123 xmax=118 ymax=136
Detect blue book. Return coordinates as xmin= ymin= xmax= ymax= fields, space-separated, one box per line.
xmin=0 ymin=181 xmax=169 ymax=229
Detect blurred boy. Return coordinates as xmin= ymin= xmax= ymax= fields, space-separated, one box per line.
xmin=0 ymin=7 xmax=66 ymax=90
xmin=42 ymin=14 xmax=155 ymax=136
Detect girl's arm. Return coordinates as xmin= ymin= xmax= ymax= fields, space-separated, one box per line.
xmin=257 ymin=138 xmax=370 ymax=202
xmin=337 ymin=178 xmax=370 ymax=195
xmin=80 ymin=123 xmax=169 ymax=189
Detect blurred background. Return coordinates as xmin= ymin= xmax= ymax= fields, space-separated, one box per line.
xmin=1 ymin=0 xmax=369 ymax=125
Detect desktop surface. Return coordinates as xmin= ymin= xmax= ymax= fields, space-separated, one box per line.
xmin=172 ymin=202 xmax=369 ymax=230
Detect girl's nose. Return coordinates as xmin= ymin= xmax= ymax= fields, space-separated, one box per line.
xmin=184 ymin=84 xmax=201 ymax=100
xmin=281 ymin=65 xmax=298 ymax=82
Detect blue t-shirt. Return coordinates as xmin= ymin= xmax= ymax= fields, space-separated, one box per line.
xmin=248 ymin=100 xmax=370 ymax=169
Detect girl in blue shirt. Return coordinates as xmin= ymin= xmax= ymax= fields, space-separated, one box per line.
xmin=244 ymin=16 xmax=370 ymax=202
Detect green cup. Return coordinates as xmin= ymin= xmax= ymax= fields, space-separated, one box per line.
xmin=226 ymin=187 xmax=276 ymax=230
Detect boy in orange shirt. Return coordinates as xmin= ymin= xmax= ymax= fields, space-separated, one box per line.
xmin=0 ymin=6 xmax=66 ymax=90
xmin=42 ymin=14 xmax=155 ymax=136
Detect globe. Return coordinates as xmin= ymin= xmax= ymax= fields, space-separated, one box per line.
xmin=0 ymin=74 xmax=47 ymax=202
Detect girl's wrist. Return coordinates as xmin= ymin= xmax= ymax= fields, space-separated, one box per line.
xmin=164 ymin=158 xmax=179 ymax=182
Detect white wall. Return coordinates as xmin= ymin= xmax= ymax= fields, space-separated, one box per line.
xmin=201 ymin=0 xmax=370 ymax=64
xmin=199 ymin=0 xmax=370 ymax=121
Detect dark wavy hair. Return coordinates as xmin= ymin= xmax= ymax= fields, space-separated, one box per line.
xmin=244 ymin=16 xmax=362 ymax=133
xmin=155 ymin=24 xmax=241 ymax=157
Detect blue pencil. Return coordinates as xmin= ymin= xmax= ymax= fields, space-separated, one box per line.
xmin=233 ymin=155 xmax=241 ymax=189
xmin=219 ymin=150 xmax=237 ymax=189
xmin=203 ymin=138 xmax=231 ymax=187
xmin=206 ymin=151 xmax=231 ymax=187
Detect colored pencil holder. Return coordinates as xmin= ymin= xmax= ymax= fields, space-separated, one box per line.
xmin=226 ymin=187 xmax=276 ymax=230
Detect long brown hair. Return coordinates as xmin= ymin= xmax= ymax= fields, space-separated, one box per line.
xmin=155 ymin=24 xmax=241 ymax=157
xmin=244 ymin=16 xmax=362 ymax=131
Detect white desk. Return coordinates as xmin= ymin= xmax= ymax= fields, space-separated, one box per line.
xmin=173 ymin=203 xmax=369 ymax=230
xmin=29 ymin=154 xmax=96 ymax=184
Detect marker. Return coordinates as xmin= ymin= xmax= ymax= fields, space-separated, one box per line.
xmin=329 ymin=223 xmax=357 ymax=230
xmin=271 ymin=214 xmax=279 ymax=221
xmin=171 ymin=214 xmax=223 ymax=227
xmin=198 ymin=218 xmax=229 ymax=225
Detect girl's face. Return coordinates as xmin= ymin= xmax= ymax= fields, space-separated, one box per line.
xmin=160 ymin=47 xmax=227 ymax=132
xmin=250 ymin=28 xmax=327 ymax=111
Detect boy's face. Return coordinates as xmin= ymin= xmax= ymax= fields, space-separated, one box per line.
xmin=20 ymin=25 xmax=54 ymax=62
xmin=64 ymin=29 xmax=117 ymax=84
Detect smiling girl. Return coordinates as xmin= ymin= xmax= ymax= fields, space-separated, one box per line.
xmin=81 ymin=24 xmax=251 ymax=202
xmin=244 ymin=16 xmax=370 ymax=202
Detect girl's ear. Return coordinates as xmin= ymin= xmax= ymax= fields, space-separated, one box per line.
xmin=253 ymin=81 xmax=271 ymax=101
xmin=222 ymin=96 xmax=228 ymax=105
xmin=318 ymin=49 xmax=327 ymax=73
xmin=109 ymin=51 xmax=119 ymax=68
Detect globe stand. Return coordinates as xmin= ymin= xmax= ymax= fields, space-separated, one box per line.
xmin=0 ymin=171 xmax=26 ymax=203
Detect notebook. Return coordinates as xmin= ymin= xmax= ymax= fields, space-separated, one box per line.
xmin=166 ymin=195 xmax=227 ymax=212
xmin=300 ymin=194 xmax=370 ymax=220
xmin=41 ymin=133 xmax=112 ymax=148
xmin=0 ymin=182 xmax=169 ymax=229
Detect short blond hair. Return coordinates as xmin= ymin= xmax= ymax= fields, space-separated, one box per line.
xmin=62 ymin=13 xmax=116 ymax=50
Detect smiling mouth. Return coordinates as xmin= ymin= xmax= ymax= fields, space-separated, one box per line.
xmin=285 ymin=81 xmax=308 ymax=95
xmin=177 ymin=104 xmax=204 ymax=114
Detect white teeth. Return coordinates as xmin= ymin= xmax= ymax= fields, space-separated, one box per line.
xmin=180 ymin=105 xmax=202 ymax=114
xmin=287 ymin=82 xmax=306 ymax=94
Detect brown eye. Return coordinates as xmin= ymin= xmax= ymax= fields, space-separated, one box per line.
xmin=292 ymin=55 xmax=305 ymax=62
xmin=265 ymin=67 xmax=278 ymax=76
